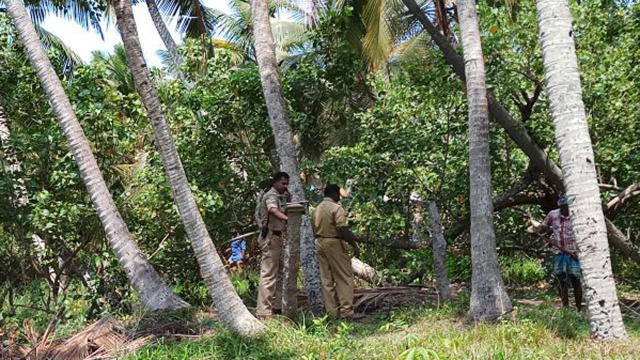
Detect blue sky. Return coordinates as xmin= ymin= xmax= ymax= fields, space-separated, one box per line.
xmin=40 ymin=0 xmax=231 ymax=68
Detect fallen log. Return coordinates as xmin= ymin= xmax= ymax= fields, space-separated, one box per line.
xmin=351 ymin=257 xmax=382 ymax=285
xmin=605 ymin=218 xmax=640 ymax=265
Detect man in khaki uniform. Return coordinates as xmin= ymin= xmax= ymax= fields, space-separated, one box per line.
xmin=256 ymin=172 xmax=290 ymax=318
xmin=312 ymin=184 xmax=360 ymax=320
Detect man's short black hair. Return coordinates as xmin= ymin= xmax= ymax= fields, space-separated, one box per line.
xmin=273 ymin=171 xmax=290 ymax=182
xmin=324 ymin=184 xmax=340 ymax=197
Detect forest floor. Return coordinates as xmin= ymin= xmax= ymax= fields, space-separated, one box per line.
xmin=5 ymin=285 xmax=640 ymax=360
xmin=124 ymin=286 xmax=640 ymax=359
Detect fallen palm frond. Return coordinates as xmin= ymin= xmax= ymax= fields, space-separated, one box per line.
xmin=2 ymin=310 xmax=217 ymax=360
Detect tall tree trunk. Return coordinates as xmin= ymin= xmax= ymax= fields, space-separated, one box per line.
xmin=282 ymin=204 xmax=304 ymax=318
xmin=428 ymin=202 xmax=451 ymax=302
xmin=434 ymin=0 xmax=450 ymax=38
xmin=403 ymin=0 xmax=638 ymax=271
xmin=4 ymin=0 xmax=189 ymax=311
xmin=402 ymin=0 xmax=564 ymax=190
xmin=458 ymin=0 xmax=512 ymax=321
xmin=112 ymin=0 xmax=264 ymax=336
xmin=536 ymin=0 xmax=626 ymax=339
xmin=145 ymin=0 xmax=183 ymax=72
xmin=250 ymin=0 xmax=324 ymax=315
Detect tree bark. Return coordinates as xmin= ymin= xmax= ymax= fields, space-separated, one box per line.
xmin=351 ymin=257 xmax=381 ymax=285
xmin=250 ymin=0 xmax=324 ymax=315
xmin=145 ymin=0 xmax=183 ymax=71
xmin=536 ymin=0 xmax=626 ymax=339
xmin=428 ymin=202 xmax=451 ymax=302
xmin=282 ymin=203 xmax=304 ymax=318
xmin=5 ymin=0 xmax=189 ymax=311
xmin=458 ymin=0 xmax=512 ymax=321
xmin=113 ymin=0 xmax=264 ymax=336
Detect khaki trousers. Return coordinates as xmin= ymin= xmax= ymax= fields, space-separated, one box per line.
xmin=315 ymin=237 xmax=354 ymax=318
xmin=256 ymin=232 xmax=284 ymax=316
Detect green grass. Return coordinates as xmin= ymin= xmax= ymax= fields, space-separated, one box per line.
xmin=122 ymin=291 xmax=640 ymax=360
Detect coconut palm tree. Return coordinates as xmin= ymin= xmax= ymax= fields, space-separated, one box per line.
xmin=458 ymin=0 xmax=512 ymax=321
xmin=536 ymin=0 xmax=626 ymax=339
xmin=212 ymin=0 xmax=309 ymax=62
xmin=112 ymin=0 xmax=264 ymax=335
xmin=250 ymin=0 xmax=325 ymax=315
xmin=4 ymin=0 xmax=189 ymax=311
xmin=146 ymin=0 xmax=183 ymax=71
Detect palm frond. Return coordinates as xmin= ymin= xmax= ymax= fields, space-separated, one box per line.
xmin=27 ymin=0 xmax=106 ymax=38
xmin=388 ymin=30 xmax=431 ymax=65
xmin=36 ymin=24 xmax=84 ymax=66
xmin=157 ymin=0 xmax=215 ymax=36
xmin=271 ymin=19 xmax=308 ymax=52
xmin=92 ymin=45 xmax=136 ymax=94
xmin=361 ymin=0 xmax=408 ymax=72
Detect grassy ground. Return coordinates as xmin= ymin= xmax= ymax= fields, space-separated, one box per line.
xmin=122 ymin=289 xmax=640 ymax=360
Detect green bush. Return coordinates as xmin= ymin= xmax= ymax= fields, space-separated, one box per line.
xmin=500 ymin=256 xmax=546 ymax=286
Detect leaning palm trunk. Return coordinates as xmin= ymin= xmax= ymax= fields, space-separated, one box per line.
xmin=112 ymin=0 xmax=264 ymax=336
xmin=458 ymin=0 xmax=512 ymax=321
xmin=536 ymin=0 xmax=626 ymax=339
xmin=250 ymin=0 xmax=324 ymax=315
xmin=145 ymin=0 xmax=184 ymax=78
xmin=4 ymin=0 xmax=189 ymax=311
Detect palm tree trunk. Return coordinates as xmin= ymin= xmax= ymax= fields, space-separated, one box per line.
xmin=458 ymin=0 xmax=512 ymax=321
xmin=145 ymin=0 xmax=183 ymax=71
xmin=403 ymin=0 xmax=640 ymax=272
xmin=250 ymin=0 xmax=325 ymax=315
xmin=112 ymin=0 xmax=264 ymax=336
xmin=536 ymin=0 xmax=626 ymax=339
xmin=402 ymin=0 xmax=564 ymax=190
xmin=427 ymin=202 xmax=450 ymax=302
xmin=4 ymin=0 xmax=189 ymax=311
xmin=283 ymin=204 xmax=304 ymax=318
xmin=351 ymin=257 xmax=381 ymax=285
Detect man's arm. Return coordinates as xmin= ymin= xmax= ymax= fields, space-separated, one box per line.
xmin=337 ymin=227 xmax=360 ymax=258
xmin=265 ymin=193 xmax=288 ymax=221
xmin=528 ymin=215 xmax=553 ymax=235
xmin=334 ymin=206 xmax=360 ymax=257
xmin=268 ymin=206 xmax=288 ymax=221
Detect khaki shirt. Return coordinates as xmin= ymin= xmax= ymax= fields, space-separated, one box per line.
xmin=312 ymin=197 xmax=347 ymax=238
xmin=260 ymin=187 xmax=287 ymax=231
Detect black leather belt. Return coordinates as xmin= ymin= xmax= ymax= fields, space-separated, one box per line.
xmin=271 ymin=230 xmax=282 ymax=236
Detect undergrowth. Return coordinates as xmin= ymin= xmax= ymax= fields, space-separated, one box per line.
xmin=123 ymin=290 xmax=640 ymax=360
